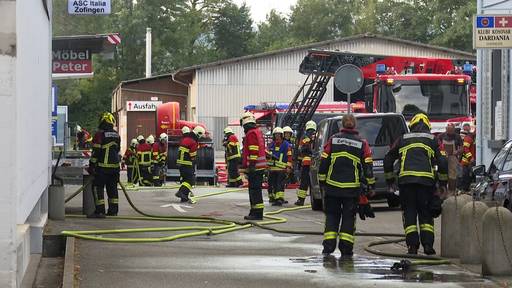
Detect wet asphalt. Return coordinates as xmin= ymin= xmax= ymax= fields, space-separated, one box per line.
xmin=48 ymin=182 xmax=508 ymax=288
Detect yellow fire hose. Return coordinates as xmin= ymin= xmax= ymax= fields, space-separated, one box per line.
xmin=61 ymin=181 xmax=451 ymax=270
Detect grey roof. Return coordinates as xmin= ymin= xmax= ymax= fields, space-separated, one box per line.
xmin=120 ymin=33 xmax=476 ymax=84
xmin=175 ymin=33 xmax=476 ymax=75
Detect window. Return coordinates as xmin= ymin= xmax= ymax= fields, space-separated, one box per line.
xmin=314 ymin=121 xmax=329 ymax=152
xmin=333 ymin=116 xmax=407 ymax=146
xmin=489 ymin=142 xmax=512 ymax=174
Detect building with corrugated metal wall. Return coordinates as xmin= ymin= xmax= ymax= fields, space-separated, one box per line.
xmin=171 ymin=34 xmax=476 ymax=150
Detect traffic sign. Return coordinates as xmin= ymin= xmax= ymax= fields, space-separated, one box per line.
xmin=474 ymin=15 xmax=512 ymax=48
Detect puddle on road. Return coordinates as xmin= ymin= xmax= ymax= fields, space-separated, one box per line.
xmin=290 ymin=255 xmax=487 ymax=283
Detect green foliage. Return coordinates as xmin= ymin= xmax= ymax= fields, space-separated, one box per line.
xmin=52 ymin=0 xmax=476 ymax=131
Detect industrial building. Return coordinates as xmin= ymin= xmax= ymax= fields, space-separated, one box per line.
xmin=114 ymin=34 xmax=475 ymax=151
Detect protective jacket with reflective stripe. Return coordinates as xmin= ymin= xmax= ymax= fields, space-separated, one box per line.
xmin=242 ymin=127 xmax=267 ymax=170
xmin=90 ymin=129 xmax=121 ymax=171
xmin=225 ymin=134 xmax=241 ymax=160
xmin=137 ymin=143 xmax=153 ymax=166
xmin=318 ymin=129 xmax=374 ymax=197
xmin=384 ymin=130 xmax=448 ymax=187
xmin=123 ymin=147 xmax=137 ymax=167
xmin=268 ymin=139 xmax=292 ymax=171
xmin=461 ymin=133 xmax=475 ymax=166
xmin=298 ymin=136 xmax=313 ymax=166
xmin=177 ymin=135 xmax=198 ymax=167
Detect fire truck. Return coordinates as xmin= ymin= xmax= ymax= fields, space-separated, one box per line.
xmin=155 ymin=102 xmax=216 ymax=184
xmin=290 ymin=50 xmax=477 ymax=135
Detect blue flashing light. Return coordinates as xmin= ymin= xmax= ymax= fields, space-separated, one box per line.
xmin=244 ymin=105 xmax=256 ymax=110
xmin=276 ymin=103 xmax=289 ymax=110
xmin=376 ymin=64 xmax=386 ymax=74
xmin=463 ymin=63 xmax=473 ymax=75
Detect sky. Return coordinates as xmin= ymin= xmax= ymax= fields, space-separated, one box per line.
xmin=232 ymin=0 xmax=297 ymax=24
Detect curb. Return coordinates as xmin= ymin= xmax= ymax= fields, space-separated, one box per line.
xmin=62 ymin=237 xmax=76 ymax=288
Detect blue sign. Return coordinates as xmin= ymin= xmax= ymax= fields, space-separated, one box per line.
xmin=476 ymin=16 xmax=495 ymax=28
xmin=52 ymin=85 xmax=58 ymax=145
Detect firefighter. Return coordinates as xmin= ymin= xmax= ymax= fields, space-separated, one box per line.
xmin=175 ymin=126 xmax=204 ymax=202
xmin=137 ymin=135 xmax=153 ymax=186
xmin=88 ymin=112 xmax=121 ymax=218
xmin=182 ymin=125 xmax=191 ymax=136
xmin=152 ymin=133 xmax=168 ymax=186
xmin=384 ymin=113 xmax=448 ymax=255
xmin=460 ymin=124 xmax=476 ymax=192
xmin=223 ymin=127 xmax=243 ymax=187
xmin=75 ymin=125 xmax=92 ymax=150
xmin=318 ymin=114 xmax=375 ymax=256
xmin=282 ymin=126 xmax=297 ymax=184
xmin=294 ymin=121 xmax=316 ymax=206
xmin=267 ymin=127 xmax=292 ymax=206
xmin=437 ymin=123 xmax=463 ymax=196
xmin=122 ymin=139 xmax=139 ymax=186
xmin=240 ymin=112 xmax=267 ymax=220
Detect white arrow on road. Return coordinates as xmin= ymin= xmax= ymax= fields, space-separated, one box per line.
xmin=160 ymin=203 xmax=194 ymax=213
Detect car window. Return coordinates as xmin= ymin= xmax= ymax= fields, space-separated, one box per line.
xmin=502 ymin=149 xmax=512 ymax=172
xmin=333 ymin=116 xmax=407 ymax=146
xmin=489 ymin=143 xmax=512 ymax=175
xmin=314 ymin=121 xmax=329 ymax=152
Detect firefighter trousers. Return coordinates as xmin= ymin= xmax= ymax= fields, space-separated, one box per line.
xmin=227 ymin=158 xmax=242 ymax=185
xmin=93 ymin=171 xmax=119 ymax=215
xmin=297 ymin=165 xmax=310 ymax=200
xmin=152 ymin=163 xmax=164 ymax=186
xmin=323 ymin=195 xmax=357 ymax=255
xmin=139 ymin=164 xmax=153 ymax=186
xmin=268 ymin=170 xmax=286 ymax=201
xmin=248 ymin=170 xmax=264 ymax=215
xmin=178 ymin=165 xmax=195 ymax=199
xmin=127 ymin=165 xmax=138 ymax=184
xmin=399 ymin=184 xmax=435 ymax=249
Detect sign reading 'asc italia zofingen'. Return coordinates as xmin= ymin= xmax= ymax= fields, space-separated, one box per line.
xmin=474 ymin=15 xmax=512 ymax=48
xmin=68 ymin=0 xmax=111 ymax=15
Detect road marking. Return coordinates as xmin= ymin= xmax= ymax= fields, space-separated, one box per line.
xmin=160 ymin=203 xmax=194 ymax=213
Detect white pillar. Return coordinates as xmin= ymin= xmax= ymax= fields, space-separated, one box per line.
xmin=146 ymin=28 xmax=152 ymax=78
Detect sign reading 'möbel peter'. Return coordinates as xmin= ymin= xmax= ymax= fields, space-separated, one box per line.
xmin=52 ymin=50 xmax=92 ymax=74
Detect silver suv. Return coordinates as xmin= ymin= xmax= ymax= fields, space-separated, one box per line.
xmin=309 ymin=113 xmax=408 ymax=210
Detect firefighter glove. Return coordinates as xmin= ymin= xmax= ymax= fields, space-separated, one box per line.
xmin=430 ymin=194 xmax=443 ymax=218
xmin=358 ymin=195 xmax=375 ymax=220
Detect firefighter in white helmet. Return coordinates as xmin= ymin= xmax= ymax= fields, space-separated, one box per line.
xmin=175 ymin=126 xmax=204 ymax=202
xmin=240 ymin=112 xmax=267 ymax=220
xmin=137 ymin=135 xmax=153 ymax=186
xmin=223 ymin=127 xmax=243 ymax=187
xmin=122 ymin=139 xmax=139 ymax=186
xmin=267 ymin=127 xmax=292 ymax=206
xmin=294 ymin=120 xmax=317 ymax=206
xmin=151 ymin=133 xmax=168 ymax=186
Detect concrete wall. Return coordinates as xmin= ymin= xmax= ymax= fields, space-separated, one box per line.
xmin=0 ymin=0 xmax=51 ymax=286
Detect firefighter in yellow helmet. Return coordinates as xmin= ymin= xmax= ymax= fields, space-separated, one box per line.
xmin=88 ymin=112 xmax=121 ymax=218
xmin=294 ymin=120 xmax=316 ymax=206
xmin=384 ymin=113 xmax=448 ymax=255
xmin=223 ymin=127 xmax=243 ymax=187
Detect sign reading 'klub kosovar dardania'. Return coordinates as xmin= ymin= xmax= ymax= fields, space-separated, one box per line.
xmin=474 ymin=15 xmax=512 ymax=48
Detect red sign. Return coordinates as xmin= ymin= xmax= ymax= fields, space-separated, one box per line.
xmin=53 ymin=60 xmax=92 ymax=73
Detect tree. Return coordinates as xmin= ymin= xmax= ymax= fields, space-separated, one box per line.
xmin=255 ymin=10 xmax=296 ymax=52
xmin=212 ymin=2 xmax=256 ymax=59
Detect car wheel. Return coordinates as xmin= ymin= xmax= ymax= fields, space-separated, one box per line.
xmin=311 ymin=197 xmax=323 ymax=211
xmin=387 ymin=194 xmax=400 ymax=208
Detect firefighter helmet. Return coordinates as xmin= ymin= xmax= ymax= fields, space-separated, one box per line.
xmin=241 ymin=112 xmax=256 ymax=126
xmin=99 ymin=112 xmax=116 ymax=126
xmin=130 ymin=139 xmax=138 ymax=147
xmin=409 ymin=113 xmax=431 ymax=129
xmin=137 ymin=135 xmax=145 ymax=142
xmin=305 ymin=121 xmax=317 ymax=131
xmin=76 ymin=125 xmax=82 ymax=133
xmin=224 ymin=127 xmax=233 ymax=134
xmin=160 ymin=133 xmax=168 ymax=142
xmin=182 ymin=126 xmax=190 ymax=134
xmin=272 ymin=127 xmax=284 ymax=135
xmin=146 ymin=135 xmax=155 ymax=144
xmin=193 ymin=126 xmax=206 ymax=138
xmin=282 ymin=126 xmax=293 ymax=134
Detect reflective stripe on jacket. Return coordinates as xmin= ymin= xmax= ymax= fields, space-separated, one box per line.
xmin=177 ymin=135 xmax=198 ymax=166
xmin=90 ymin=129 xmax=121 ymax=170
xmin=242 ymin=127 xmax=267 ymax=170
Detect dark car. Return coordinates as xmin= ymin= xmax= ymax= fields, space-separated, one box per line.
xmin=472 ymin=140 xmax=512 ymax=210
xmin=309 ymin=113 xmax=409 ymax=210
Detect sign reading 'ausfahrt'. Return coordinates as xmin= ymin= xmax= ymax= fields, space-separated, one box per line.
xmin=68 ymin=0 xmax=111 ymax=15
xmin=474 ymin=15 xmax=512 ymax=48
xmin=126 ymin=101 xmax=163 ymax=112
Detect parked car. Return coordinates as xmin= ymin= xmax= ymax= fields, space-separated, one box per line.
xmin=309 ymin=113 xmax=409 ymax=210
xmin=473 ymin=140 xmax=512 ymax=210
